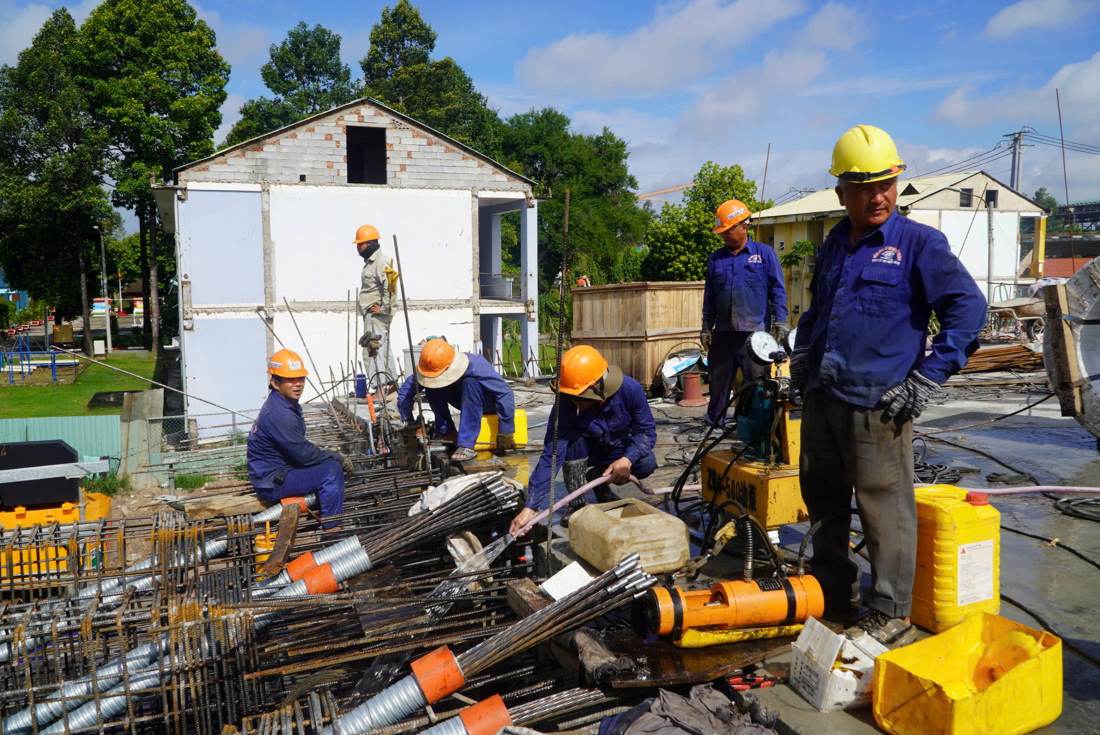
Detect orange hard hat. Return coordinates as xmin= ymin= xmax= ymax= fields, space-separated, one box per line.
xmin=268 ymin=348 xmax=308 ymax=378
xmin=354 ymin=224 xmax=380 ymax=244
xmin=557 ymin=345 xmax=609 ymax=397
xmin=712 ymin=199 xmax=752 ymax=234
xmin=417 ymin=338 xmax=469 ymax=388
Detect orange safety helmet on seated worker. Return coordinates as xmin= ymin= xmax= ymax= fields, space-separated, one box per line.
xmin=416 ymin=338 xmax=470 ymax=389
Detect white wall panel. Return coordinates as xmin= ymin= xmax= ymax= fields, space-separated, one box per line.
xmin=183 ymin=316 xmax=267 ymax=437
xmin=939 ymin=210 xmax=1020 ymax=299
xmin=178 ymin=190 xmax=263 ymax=305
xmin=269 ymin=185 xmax=473 ymax=303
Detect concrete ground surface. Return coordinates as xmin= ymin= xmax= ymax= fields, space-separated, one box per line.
xmin=359 ymin=371 xmax=1100 ymax=733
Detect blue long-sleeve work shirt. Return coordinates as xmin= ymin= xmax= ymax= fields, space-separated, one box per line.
xmin=397 ymin=353 xmax=516 ymax=448
xmin=247 ymin=389 xmax=337 ymax=488
xmin=702 ymin=240 xmax=788 ymax=333
xmin=525 ymin=376 xmax=656 ymax=510
xmin=794 ymin=211 xmax=986 ymax=408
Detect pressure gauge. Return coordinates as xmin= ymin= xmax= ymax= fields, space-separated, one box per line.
xmin=748 ymin=331 xmax=781 ymax=365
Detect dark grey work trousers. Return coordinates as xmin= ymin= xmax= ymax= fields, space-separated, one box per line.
xmin=799 ymin=389 xmax=916 ymax=617
xmin=705 ymin=331 xmax=765 ymax=428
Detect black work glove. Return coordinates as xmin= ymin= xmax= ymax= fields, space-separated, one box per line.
xmin=879 ymin=371 xmax=940 ymax=422
xmin=789 ymin=346 xmax=809 ymax=393
xmin=496 ymin=432 xmax=517 ymax=452
xmin=772 ymin=322 xmax=791 ymax=347
xmin=699 ymin=330 xmax=712 ymax=352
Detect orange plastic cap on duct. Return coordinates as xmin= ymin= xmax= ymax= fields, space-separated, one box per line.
xmin=410 ymin=646 xmax=465 ymax=703
xmin=459 ymin=694 xmax=513 ymax=735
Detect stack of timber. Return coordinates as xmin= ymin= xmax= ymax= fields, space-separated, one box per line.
xmin=571 ymin=281 xmax=704 ymax=388
xmin=961 ymin=344 xmax=1044 ymax=373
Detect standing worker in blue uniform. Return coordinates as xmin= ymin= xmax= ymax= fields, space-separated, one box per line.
xmin=509 ymin=345 xmax=657 ymax=536
xmin=397 ymin=338 xmax=517 ymax=462
xmin=701 ymin=199 xmax=788 ymax=428
xmin=247 ymin=349 xmax=352 ymax=529
xmin=790 ymin=125 xmax=986 ymax=643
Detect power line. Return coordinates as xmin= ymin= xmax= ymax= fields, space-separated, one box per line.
xmin=916 ymin=143 xmax=1005 ymax=177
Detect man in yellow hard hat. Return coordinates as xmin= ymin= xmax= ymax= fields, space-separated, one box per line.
xmin=247 ymin=349 xmax=352 ymax=529
xmin=702 ymin=198 xmax=788 ymax=427
xmin=790 ymin=125 xmax=985 ymax=643
xmin=509 ymin=345 xmax=657 ymax=536
xmin=354 ymin=224 xmax=398 ymax=394
xmin=396 ymin=338 xmax=517 ymax=461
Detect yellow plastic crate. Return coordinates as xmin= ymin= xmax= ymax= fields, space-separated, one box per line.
xmin=473 ymin=409 xmax=527 ymax=451
xmin=874 ymin=613 xmax=1062 ymax=735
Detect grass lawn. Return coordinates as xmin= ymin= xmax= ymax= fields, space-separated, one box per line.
xmin=0 ymin=351 xmax=158 ymax=419
xmin=501 ymin=338 xmax=558 ymax=377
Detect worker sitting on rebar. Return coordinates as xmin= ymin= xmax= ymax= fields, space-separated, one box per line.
xmin=397 ymin=338 xmax=517 ymax=462
xmin=509 ymin=345 xmax=657 ymax=536
xmin=247 ymin=349 xmax=350 ymax=529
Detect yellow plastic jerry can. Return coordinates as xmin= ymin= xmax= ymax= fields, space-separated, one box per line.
xmin=911 ymin=485 xmax=1001 ymax=633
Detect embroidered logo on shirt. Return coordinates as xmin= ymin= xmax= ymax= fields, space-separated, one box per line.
xmin=871 ymin=245 xmax=903 ymax=265
xmin=747 ymin=254 xmax=763 ymax=264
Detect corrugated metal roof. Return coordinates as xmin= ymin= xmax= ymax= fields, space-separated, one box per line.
xmin=755 ymin=172 xmax=976 ymax=221
xmin=0 ymin=416 xmax=121 ymax=461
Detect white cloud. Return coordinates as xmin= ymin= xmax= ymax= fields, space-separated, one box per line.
xmin=193 ymin=4 xmax=271 ymax=71
xmin=213 ymin=92 xmax=246 ymax=146
xmin=515 ymin=0 xmax=806 ymax=99
xmin=570 ymin=108 xmax=677 ymax=147
xmin=0 ymin=1 xmax=51 ymax=65
xmin=800 ymin=2 xmax=867 ymax=50
xmin=984 ymin=0 xmax=1098 ymax=38
xmin=936 ymin=51 xmax=1100 ymax=139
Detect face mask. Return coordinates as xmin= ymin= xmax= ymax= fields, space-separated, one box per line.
xmin=360 ymin=241 xmax=380 ymax=261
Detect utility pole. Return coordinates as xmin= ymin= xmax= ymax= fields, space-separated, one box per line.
xmin=986 ymin=194 xmax=995 ymax=304
xmin=1007 ymin=130 xmax=1024 ymax=191
xmin=93 ymin=226 xmax=112 ymax=354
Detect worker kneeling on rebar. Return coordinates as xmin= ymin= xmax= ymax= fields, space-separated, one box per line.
xmin=397 ymin=338 xmax=517 ymax=462
xmin=247 ymin=349 xmax=351 ymax=529
xmin=510 ymin=345 xmax=657 ymax=536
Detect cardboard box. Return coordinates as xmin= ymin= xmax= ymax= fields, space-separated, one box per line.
xmin=790 ymin=617 xmax=888 ymax=711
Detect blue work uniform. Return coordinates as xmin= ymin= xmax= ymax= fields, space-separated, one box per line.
xmin=525 ymin=376 xmax=657 ymax=511
xmin=794 ymin=210 xmax=985 ymax=619
xmin=701 ymin=240 xmax=788 ymax=427
xmin=397 ymin=353 xmax=516 ymax=449
xmin=247 ymin=389 xmax=344 ymax=524
xmin=794 ymin=211 xmax=986 ymax=406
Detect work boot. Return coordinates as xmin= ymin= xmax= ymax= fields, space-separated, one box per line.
xmin=850 ymin=609 xmax=919 ymax=648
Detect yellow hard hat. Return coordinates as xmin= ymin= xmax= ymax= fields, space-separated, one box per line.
xmin=713 ymin=199 xmax=752 ymax=234
xmin=829 ymin=125 xmax=906 ymax=183
xmin=268 ymin=349 xmax=308 ymax=378
xmin=354 ymin=224 xmax=380 ymax=244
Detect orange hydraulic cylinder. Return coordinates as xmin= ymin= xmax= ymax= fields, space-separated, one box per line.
xmin=648 ymin=576 xmax=824 ymax=637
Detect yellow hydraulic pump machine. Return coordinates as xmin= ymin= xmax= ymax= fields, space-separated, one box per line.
xmin=701 ymin=332 xmax=808 ymax=529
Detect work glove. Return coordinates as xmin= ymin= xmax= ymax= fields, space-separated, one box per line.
xmin=358 ymin=333 xmax=372 ymax=348
xmin=332 ymin=451 xmax=355 ymax=476
xmin=879 ymin=371 xmax=940 ymax=423
xmin=789 ymin=346 xmax=809 ymax=394
xmin=496 ymin=432 xmax=517 ymax=453
xmin=451 ymin=446 xmax=477 ymax=462
xmin=700 ymin=329 xmax=712 ymax=352
xmin=772 ymin=322 xmax=791 ymax=348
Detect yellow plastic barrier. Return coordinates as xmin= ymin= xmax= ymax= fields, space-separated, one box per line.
xmin=473 ymin=410 xmax=528 ymax=451
xmin=0 ymin=492 xmax=112 ymax=579
xmin=873 ymin=613 xmax=1062 ymax=735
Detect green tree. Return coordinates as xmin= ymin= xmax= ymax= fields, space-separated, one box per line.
xmin=225 ymin=22 xmax=357 ymax=146
xmin=360 ymin=0 xmax=436 ymax=87
xmin=360 ymin=1 xmax=503 ymax=156
xmin=0 ymin=9 xmax=112 ymax=354
xmin=76 ymin=0 xmax=228 ymax=353
xmin=641 ymin=162 xmax=765 ymax=281
xmin=1032 ymin=186 xmax=1059 ymax=212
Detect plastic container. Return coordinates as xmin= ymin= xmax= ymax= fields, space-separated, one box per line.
xmin=568 ymin=499 xmax=689 ymax=573
xmin=912 ymin=485 xmax=1001 ymax=633
xmin=354 ymin=373 xmax=367 ymax=399
xmin=873 ymin=613 xmax=1062 ymax=735
xmin=473 ymin=410 xmax=528 ymax=450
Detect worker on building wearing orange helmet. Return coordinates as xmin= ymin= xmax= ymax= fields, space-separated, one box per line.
xmin=354 ymin=224 xmax=397 ymax=393
xmin=247 ymin=349 xmax=350 ymax=528
xmin=509 ymin=345 xmax=657 ymax=536
xmin=396 ymin=338 xmax=516 ymax=462
xmin=790 ymin=125 xmax=985 ymax=643
xmin=702 ymin=198 xmax=788 ymax=428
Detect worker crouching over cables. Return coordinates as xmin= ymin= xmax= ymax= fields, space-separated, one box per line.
xmin=510 ymin=345 xmax=657 ymax=536
xmin=247 ymin=349 xmax=352 ymax=530
xmin=397 ymin=338 xmax=518 ymax=462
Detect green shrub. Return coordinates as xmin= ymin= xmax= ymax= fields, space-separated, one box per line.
xmin=84 ymin=472 xmax=131 ymax=497
xmin=174 ymin=473 xmax=210 ymax=490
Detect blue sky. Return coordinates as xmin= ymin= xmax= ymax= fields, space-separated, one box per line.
xmin=4 ymin=0 xmax=1100 ymax=203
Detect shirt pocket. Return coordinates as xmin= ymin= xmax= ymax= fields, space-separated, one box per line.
xmin=856 ymin=264 xmax=904 ymax=316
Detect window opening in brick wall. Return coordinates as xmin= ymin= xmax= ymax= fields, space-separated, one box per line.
xmin=959 ymin=188 xmax=973 ymax=208
xmin=347 ymin=126 xmax=387 ymax=184
xmin=986 ymin=189 xmax=998 ymax=208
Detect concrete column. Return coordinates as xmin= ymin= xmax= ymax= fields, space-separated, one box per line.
xmin=520 ymin=201 xmax=539 ymax=376
xmin=480 ymin=314 xmax=504 ymax=368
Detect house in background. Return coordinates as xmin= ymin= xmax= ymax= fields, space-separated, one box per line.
xmin=154 ymin=97 xmax=538 ymax=438
xmin=0 ymin=267 xmax=29 ymax=312
xmin=753 ymin=171 xmax=1044 ymax=321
